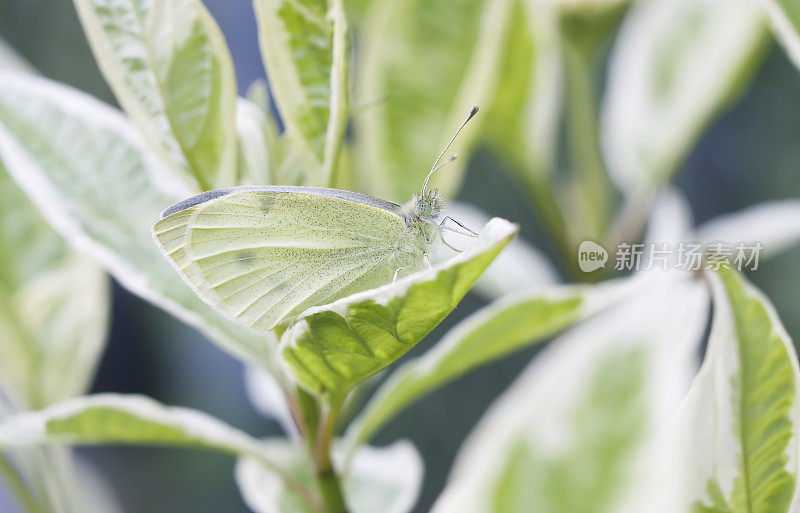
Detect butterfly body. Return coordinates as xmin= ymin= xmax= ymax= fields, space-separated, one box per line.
xmin=153 ymin=186 xmax=441 ymax=332
xmin=152 ymin=106 xmax=478 ymax=333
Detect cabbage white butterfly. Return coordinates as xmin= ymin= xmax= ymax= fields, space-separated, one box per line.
xmin=153 ymin=107 xmax=479 ymax=332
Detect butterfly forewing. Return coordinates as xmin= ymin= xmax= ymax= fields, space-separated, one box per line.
xmin=153 ymin=188 xmax=425 ymax=332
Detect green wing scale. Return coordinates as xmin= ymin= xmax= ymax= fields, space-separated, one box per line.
xmin=153 ymin=186 xmax=428 ymax=332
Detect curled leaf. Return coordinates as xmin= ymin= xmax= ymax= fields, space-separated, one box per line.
xmin=280 ymin=218 xmax=518 ymax=397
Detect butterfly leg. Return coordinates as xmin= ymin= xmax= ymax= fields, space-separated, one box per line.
xmin=424 ymin=253 xmax=432 ymax=270
xmin=440 ymin=231 xmax=463 ymax=253
xmin=436 ymin=217 xmax=475 ymax=252
xmin=392 ymin=268 xmax=404 ymax=285
xmin=441 ymin=216 xmax=478 ymax=237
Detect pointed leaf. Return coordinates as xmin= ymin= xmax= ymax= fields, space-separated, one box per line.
xmin=431 ymin=276 xmax=709 ymax=513
xmin=280 ymin=218 xmax=517 ymax=397
xmin=73 ymin=0 xmax=237 ymax=190
xmin=345 ymin=279 xmax=636 ymax=451
xmin=0 ymin=71 xmax=275 ymax=367
xmin=602 ymin=0 xmax=766 ymax=192
xmin=355 ymin=0 xmax=513 ymax=201
xmin=671 ymin=268 xmax=800 ymax=513
xmin=254 ymin=0 xmax=349 ymax=183
xmin=0 ymin=395 xmax=283 ymax=469
xmin=236 ymin=439 xmax=422 ymax=513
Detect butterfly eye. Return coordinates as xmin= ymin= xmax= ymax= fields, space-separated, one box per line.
xmin=418 ymin=200 xmax=432 ymax=216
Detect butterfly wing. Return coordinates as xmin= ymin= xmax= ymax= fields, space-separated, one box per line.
xmin=153 ymin=186 xmax=425 ymax=332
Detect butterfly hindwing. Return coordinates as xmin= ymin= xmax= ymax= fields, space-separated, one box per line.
xmin=153 ymin=187 xmax=425 ymax=332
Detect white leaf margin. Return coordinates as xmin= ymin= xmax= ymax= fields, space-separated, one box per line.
xmin=668 ymin=270 xmax=800 ymax=511
xmin=0 ymin=72 xmax=193 ymax=316
xmin=0 ymin=394 xmax=266 ymax=455
xmin=694 ymin=199 xmax=800 ymax=259
xmin=244 ymin=365 xmax=298 ymax=438
xmin=601 ymin=0 xmax=766 ymax=193
xmin=0 ymin=71 xmax=279 ymax=368
xmin=760 ymin=0 xmax=800 ymax=71
xmin=430 ymin=273 xmax=710 ymax=513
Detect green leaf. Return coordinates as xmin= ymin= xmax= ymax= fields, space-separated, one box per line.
xmin=431 ymin=277 xmax=710 ymax=513
xmin=72 ymin=0 xmax=238 ymax=190
xmin=0 ymin=46 xmax=110 ymax=409
xmin=235 ymin=97 xmax=274 ymax=186
xmin=762 ymin=0 xmax=800 ymax=72
xmin=0 ymin=395 xmax=323 ymax=511
xmin=236 ymin=439 xmax=422 ymax=513
xmin=345 ymin=279 xmax=635 ymax=451
xmin=355 ymin=0 xmax=513 ymax=202
xmin=254 ymin=0 xmax=349 ymax=184
xmin=280 ymin=218 xmax=518 ymax=398
xmin=601 ymin=0 xmax=767 ymax=193
xmin=482 ymin=0 xmax=560 ymax=178
xmin=0 ymin=394 xmax=283 ymax=468
xmin=0 ymin=72 xmax=276 ymax=368
xmin=672 ymin=268 xmax=800 ymax=513
xmin=0 ymin=161 xmax=109 ymax=411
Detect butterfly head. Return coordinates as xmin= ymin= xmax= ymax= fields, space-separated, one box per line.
xmin=400 ymin=106 xmax=478 ymax=243
xmin=414 ymin=188 xmax=445 ymax=221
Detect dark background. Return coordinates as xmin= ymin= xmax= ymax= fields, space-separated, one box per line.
xmin=1 ymin=1 xmax=799 ymax=512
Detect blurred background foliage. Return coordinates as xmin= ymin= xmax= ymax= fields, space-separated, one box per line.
xmin=1 ymin=0 xmax=800 ymax=512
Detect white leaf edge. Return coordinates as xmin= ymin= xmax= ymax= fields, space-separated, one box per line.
xmin=73 ymin=0 xmax=237 ymax=189
xmin=601 ymin=0 xmax=765 ymax=193
xmin=287 ymin=218 xmax=517 ymax=323
xmin=0 ymin=394 xmax=267 ymax=458
xmin=72 ymin=455 xmax=125 ymax=513
xmin=0 ymin=71 xmax=279 ymax=368
xmin=342 ymin=274 xmax=642 ymax=454
xmin=668 ymin=270 xmax=800 ymax=511
xmin=760 ymin=0 xmax=800 ymax=71
xmin=694 ymin=199 xmax=800 ymax=259
xmin=244 ymin=366 xmax=298 ymax=438
xmin=430 ymin=273 xmax=710 ymax=513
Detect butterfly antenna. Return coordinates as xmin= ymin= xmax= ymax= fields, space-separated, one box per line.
xmin=431 ymin=154 xmax=459 ymax=175
xmin=422 ymin=105 xmax=479 ymax=195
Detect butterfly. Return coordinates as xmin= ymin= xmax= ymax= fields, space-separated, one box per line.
xmin=152 ymin=107 xmax=479 ymax=333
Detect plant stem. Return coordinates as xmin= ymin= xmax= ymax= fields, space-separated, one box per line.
xmin=313 ymin=396 xmax=349 ymax=513
xmin=296 ymin=386 xmax=320 ymax=456
xmin=518 ymin=171 xmax=583 ymax=280
xmin=562 ymin=35 xmax=611 ymax=242
xmin=0 ymin=454 xmax=47 ymax=513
